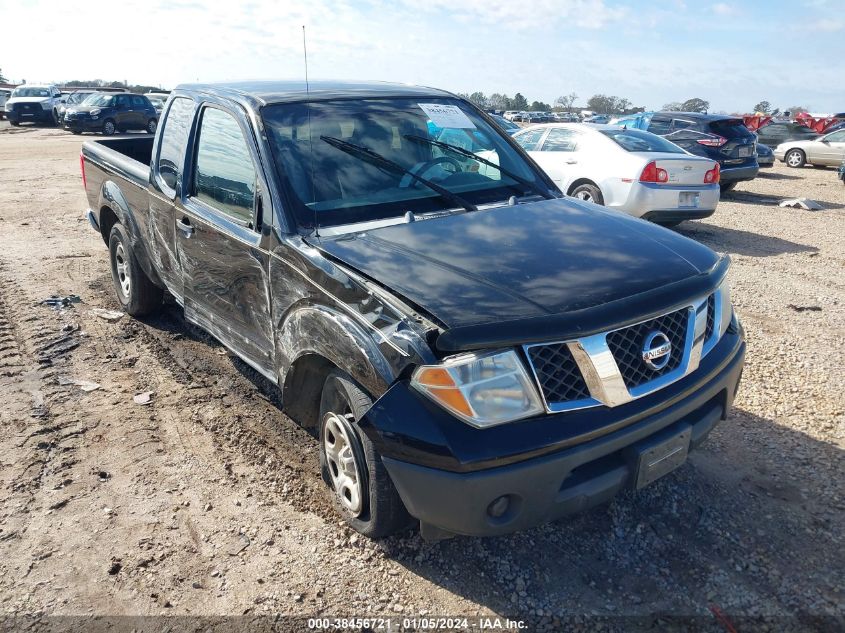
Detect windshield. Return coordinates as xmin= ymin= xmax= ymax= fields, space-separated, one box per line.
xmin=11 ymin=87 xmax=50 ymax=98
xmin=262 ymin=97 xmax=549 ymax=229
xmin=84 ymin=94 xmax=114 ymax=107
xmin=68 ymin=92 xmax=93 ymax=104
xmin=600 ymin=129 xmax=686 ymax=153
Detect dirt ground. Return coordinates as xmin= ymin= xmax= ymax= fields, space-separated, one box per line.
xmin=0 ymin=122 xmax=843 ymax=631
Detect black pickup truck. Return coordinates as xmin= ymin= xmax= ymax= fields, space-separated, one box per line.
xmin=80 ymin=81 xmax=745 ymax=540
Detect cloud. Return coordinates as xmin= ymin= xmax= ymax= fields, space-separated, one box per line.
xmin=806 ymin=18 xmax=844 ymax=31
xmin=712 ymin=3 xmax=737 ymax=15
xmin=404 ymin=0 xmax=626 ymax=30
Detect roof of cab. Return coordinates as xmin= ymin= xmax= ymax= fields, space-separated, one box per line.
xmin=173 ymin=80 xmax=454 ymax=107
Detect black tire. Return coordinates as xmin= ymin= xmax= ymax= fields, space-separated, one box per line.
xmin=319 ymin=370 xmax=410 ymax=538
xmin=656 ymin=220 xmax=682 ymax=228
xmin=146 ymin=118 xmax=157 ymax=134
xmin=108 ymin=223 xmax=163 ymax=316
xmin=811 ymin=164 xmax=827 ymax=169
xmin=102 ymin=119 xmax=116 ymax=136
xmin=10 ymin=121 xmax=20 ymax=127
xmin=70 ymin=130 xmax=81 ymax=135
xmin=785 ymin=148 xmax=806 ymax=168
xmin=570 ymin=183 xmax=604 ymax=205
xmin=720 ymin=181 xmax=737 ymax=193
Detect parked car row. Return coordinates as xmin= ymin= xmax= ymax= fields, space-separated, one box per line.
xmin=3 ymin=83 xmax=163 ymax=135
xmin=503 ymin=110 xmax=583 ymax=123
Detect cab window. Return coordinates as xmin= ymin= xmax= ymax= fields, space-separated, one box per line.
xmin=155 ymin=97 xmax=195 ymax=193
xmin=192 ymin=107 xmax=257 ymax=225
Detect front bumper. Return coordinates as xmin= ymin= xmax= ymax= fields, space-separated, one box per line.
xmin=720 ymin=164 xmax=759 ymax=183
xmin=372 ymin=327 xmax=745 ymax=538
xmin=6 ymin=106 xmax=53 ymax=123
xmin=64 ymin=117 xmax=102 ymax=132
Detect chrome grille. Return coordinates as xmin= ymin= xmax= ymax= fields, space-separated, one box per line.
xmin=705 ymin=293 xmax=715 ymax=342
xmin=605 ymin=308 xmax=690 ymax=390
xmin=525 ymin=343 xmax=590 ymax=404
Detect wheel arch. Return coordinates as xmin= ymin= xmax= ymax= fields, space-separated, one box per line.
xmin=278 ymin=304 xmax=397 ymax=429
xmin=97 ymin=181 xmax=164 ymax=288
xmin=566 ymin=177 xmax=603 ymax=197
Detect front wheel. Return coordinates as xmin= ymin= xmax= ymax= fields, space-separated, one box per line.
xmin=102 ymin=119 xmax=116 ymax=136
xmin=570 ymin=183 xmax=604 ymax=205
xmin=146 ymin=118 xmax=157 ymax=134
xmin=108 ymin=223 xmax=163 ymax=316
xmin=319 ymin=371 xmax=410 ymax=538
xmin=785 ymin=149 xmax=806 ymax=168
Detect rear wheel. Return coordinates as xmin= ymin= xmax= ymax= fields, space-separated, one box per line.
xmin=319 ymin=370 xmax=410 ymax=538
xmin=102 ymin=119 xmax=116 ymax=136
xmin=146 ymin=118 xmax=157 ymax=134
xmin=570 ymin=183 xmax=604 ymax=205
xmin=720 ymin=181 xmax=737 ymax=193
xmin=785 ymin=149 xmax=806 ymax=168
xmin=108 ymin=223 xmax=163 ymax=316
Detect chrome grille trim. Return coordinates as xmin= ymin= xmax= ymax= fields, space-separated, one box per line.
xmin=524 ymin=294 xmax=719 ymax=413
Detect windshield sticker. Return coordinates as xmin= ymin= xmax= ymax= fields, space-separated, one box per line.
xmin=418 ymin=103 xmax=477 ymax=130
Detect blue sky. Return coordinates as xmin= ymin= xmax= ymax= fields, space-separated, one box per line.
xmin=2 ymin=0 xmax=843 ymax=113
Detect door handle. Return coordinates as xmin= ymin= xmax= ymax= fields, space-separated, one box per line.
xmin=565 ymin=159 xmax=578 ymax=164
xmin=177 ymin=217 xmax=194 ymax=237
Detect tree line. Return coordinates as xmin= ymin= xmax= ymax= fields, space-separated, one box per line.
xmin=457 ymin=90 xmax=812 ymax=117
xmin=456 ymin=90 xmax=646 ymax=115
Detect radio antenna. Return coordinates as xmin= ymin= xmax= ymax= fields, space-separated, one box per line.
xmin=303 ymin=25 xmax=319 ymax=237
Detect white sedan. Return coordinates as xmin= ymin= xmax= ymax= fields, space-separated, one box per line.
xmin=512 ymin=123 xmax=721 ymax=226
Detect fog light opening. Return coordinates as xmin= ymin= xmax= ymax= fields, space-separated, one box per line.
xmin=487 ymin=495 xmax=510 ymax=518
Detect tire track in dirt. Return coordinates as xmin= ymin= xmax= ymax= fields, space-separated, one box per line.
xmin=86 ymin=272 xmax=338 ymax=523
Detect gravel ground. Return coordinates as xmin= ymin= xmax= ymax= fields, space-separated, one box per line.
xmin=0 ymin=121 xmax=843 ymax=632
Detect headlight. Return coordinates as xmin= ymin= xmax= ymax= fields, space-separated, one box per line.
xmin=411 ymin=350 xmax=544 ymax=428
xmin=4 ymin=103 xmax=11 ymax=111
xmin=90 ymin=108 xmax=101 ymax=116
xmin=717 ymin=278 xmax=732 ymax=337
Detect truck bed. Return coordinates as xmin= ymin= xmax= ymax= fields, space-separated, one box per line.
xmin=82 ymin=136 xmax=154 ymax=211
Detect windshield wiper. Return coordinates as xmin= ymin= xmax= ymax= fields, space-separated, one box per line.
xmin=319 ymin=135 xmax=477 ymax=213
xmin=403 ymin=134 xmax=555 ymax=200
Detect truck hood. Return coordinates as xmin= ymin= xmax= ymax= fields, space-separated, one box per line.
xmin=312 ymin=198 xmax=722 ymax=348
xmin=7 ymin=97 xmax=50 ymax=105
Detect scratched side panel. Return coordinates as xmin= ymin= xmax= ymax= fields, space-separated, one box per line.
xmin=178 ymin=211 xmax=274 ymax=374
xmin=270 ymin=235 xmax=438 ymax=399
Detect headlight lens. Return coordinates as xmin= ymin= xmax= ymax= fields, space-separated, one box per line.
xmin=411 ymin=350 xmax=544 ymax=428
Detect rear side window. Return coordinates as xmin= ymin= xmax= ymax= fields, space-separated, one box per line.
xmin=600 ymin=129 xmax=685 ymax=154
xmin=156 ymin=97 xmax=195 ymax=193
xmin=192 ymin=107 xmax=256 ymax=224
xmin=514 ymin=128 xmax=545 ymax=151
xmin=708 ymin=119 xmax=753 ymax=138
xmin=131 ymin=96 xmax=146 ymax=107
xmin=542 ymin=128 xmax=579 ymax=151
xmin=648 ymin=117 xmax=671 ymax=135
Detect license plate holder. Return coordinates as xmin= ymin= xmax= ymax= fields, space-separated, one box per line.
xmin=738 ymin=145 xmax=753 ymax=157
xmin=627 ymin=424 xmax=691 ymax=490
xmin=679 ymin=192 xmax=700 ymax=208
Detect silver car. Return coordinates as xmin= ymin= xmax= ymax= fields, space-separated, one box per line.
xmin=775 ymin=129 xmax=845 ymax=168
